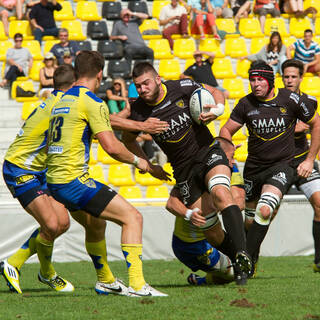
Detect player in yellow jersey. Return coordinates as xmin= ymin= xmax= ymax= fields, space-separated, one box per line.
xmin=46 ymin=51 xmax=170 ymax=297
xmin=1 ymin=65 xmax=76 ymax=294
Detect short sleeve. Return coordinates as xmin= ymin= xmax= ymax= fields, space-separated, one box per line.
xmin=183 ymin=65 xmax=194 ymax=77
xmin=177 ymin=79 xmax=202 ymax=96
xmin=6 ymin=48 xmax=13 ymax=60
xmin=296 ymin=93 xmax=317 ymax=123
xmin=111 ymin=21 xmax=120 ymax=36
xmin=230 ymin=99 xmax=246 ymax=125
xmin=315 ymin=43 xmax=320 ymax=55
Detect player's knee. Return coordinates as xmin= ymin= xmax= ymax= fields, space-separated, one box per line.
xmin=126 ymin=208 xmax=143 ymax=227
xmin=42 ymin=218 xmax=60 ymax=240
xmin=58 ymin=217 xmax=70 ymax=236
xmin=255 ymin=192 xmax=280 ymax=225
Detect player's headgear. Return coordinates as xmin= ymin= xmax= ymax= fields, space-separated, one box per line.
xmin=248 ymin=60 xmax=274 ymax=95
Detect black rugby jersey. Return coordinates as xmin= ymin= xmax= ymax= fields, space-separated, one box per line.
xmin=231 ymin=88 xmax=316 ymax=166
xmin=129 ymin=79 xmax=215 ymax=173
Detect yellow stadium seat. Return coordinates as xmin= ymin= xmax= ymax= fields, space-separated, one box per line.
xmin=264 ymin=18 xmax=288 ymax=37
xmin=250 ymin=37 xmax=268 ymax=54
xmin=139 ymin=19 xmax=162 ymax=40
xmin=303 ymin=0 xmax=320 ymax=15
xmin=152 ymin=0 xmax=170 ymax=19
xmin=21 ymin=100 xmax=42 ymax=120
xmin=135 ymin=168 xmax=163 ymax=186
xmin=9 ymin=20 xmax=34 ymax=40
xmin=289 ymin=18 xmax=312 ymax=38
xmin=88 ymin=149 xmax=97 ymax=165
xmin=146 ymin=185 xmax=169 ymax=206
xmin=211 ymin=58 xmax=236 ymax=79
xmin=199 ymin=38 xmax=225 ymax=57
xmin=301 ymin=77 xmax=320 ymax=97
xmin=43 ymin=40 xmax=60 ymax=55
xmin=282 ymin=36 xmax=296 ymax=48
xmin=54 ymin=1 xmax=76 ymax=21
xmin=236 ymin=59 xmax=251 ymax=78
xmin=234 ymin=141 xmax=248 ymax=162
xmin=216 ymin=99 xmax=231 ymax=121
xmin=11 ymin=80 xmax=38 ymax=102
xmin=29 ymin=60 xmax=44 ymax=81
xmin=316 ymin=19 xmax=320 ymax=36
xmin=158 ymin=59 xmax=181 ymax=80
xmin=216 ymin=19 xmax=236 ymax=34
xmin=108 ymin=164 xmax=135 ymax=186
xmin=162 ymin=162 xmax=176 ymax=186
xmin=76 ymin=1 xmax=101 ymax=20
xmin=22 ymin=40 xmax=43 ymax=60
xmin=61 ymin=20 xmax=86 ymax=40
xmin=173 ymin=38 xmax=196 ymax=59
xmin=148 ymin=39 xmax=173 ymax=59
xmin=97 ymin=144 xmax=121 ymax=164
xmin=219 ymin=119 xmax=247 ymax=143
xmin=88 ymin=164 xmax=107 ymax=184
xmin=184 ymin=58 xmax=195 ymax=70
xmin=118 ymin=186 xmax=145 ymax=206
xmin=225 ymin=37 xmax=248 ymax=58
xmin=274 ymin=77 xmax=284 ymax=89
xmin=0 ymin=22 xmax=8 ymax=40
xmin=0 ymin=40 xmax=13 ymax=60
xmin=222 ymin=78 xmax=246 ymax=99
xmin=239 ymin=18 xmax=263 ymax=38
xmin=206 ymin=121 xmax=217 ymax=137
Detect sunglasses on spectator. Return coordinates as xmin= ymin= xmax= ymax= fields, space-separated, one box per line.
xmin=15 ymin=39 xmax=23 ymax=42
xmin=114 ymin=82 xmax=121 ymax=85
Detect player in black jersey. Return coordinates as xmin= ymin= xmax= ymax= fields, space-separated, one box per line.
xmin=220 ymin=60 xmax=320 ymax=274
xmin=122 ymin=62 xmax=252 ymax=285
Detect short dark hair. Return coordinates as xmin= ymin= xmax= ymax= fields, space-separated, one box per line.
xmin=132 ymin=62 xmax=157 ymax=79
xmin=53 ymin=64 xmax=76 ymax=90
xmin=74 ymin=51 xmax=105 ymax=79
xmin=14 ymin=33 xmax=23 ymax=40
xmin=281 ymin=59 xmax=304 ymax=76
xmin=304 ymin=29 xmax=313 ymax=35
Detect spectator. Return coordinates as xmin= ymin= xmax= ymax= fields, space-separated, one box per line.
xmin=188 ymin=0 xmax=220 ymax=40
xmin=110 ymin=8 xmax=154 ymax=68
xmin=159 ymin=0 xmax=189 ymax=50
xmin=287 ymin=29 xmax=320 ymax=76
xmin=231 ymin=0 xmax=253 ymax=25
xmin=50 ymin=28 xmax=80 ymax=66
xmin=280 ymin=0 xmax=317 ymax=18
xmin=180 ymin=50 xmax=229 ymax=98
xmin=23 ymin=0 xmax=39 ymax=20
xmin=0 ymin=0 xmax=22 ymax=36
xmin=254 ymin=0 xmax=280 ymax=34
xmin=106 ymin=78 xmax=128 ymax=115
xmin=29 ymin=0 xmax=61 ymax=44
xmin=0 ymin=33 xmax=32 ymax=88
xmin=241 ymin=31 xmax=287 ymax=75
xmin=211 ymin=0 xmax=233 ymax=18
xmin=38 ymin=51 xmax=56 ymax=99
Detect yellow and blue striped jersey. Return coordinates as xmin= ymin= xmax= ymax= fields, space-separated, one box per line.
xmin=5 ymin=90 xmax=64 ymax=171
xmin=46 ymin=86 xmax=112 ymax=184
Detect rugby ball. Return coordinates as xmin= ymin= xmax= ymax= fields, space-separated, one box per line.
xmin=189 ymin=88 xmax=216 ymax=125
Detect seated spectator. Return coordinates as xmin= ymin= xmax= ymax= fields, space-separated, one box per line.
xmin=110 ymin=9 xmax=154 ymax=68
xmin=211 ymin=0 xmax=233 ymax=18
xmin=50 ymin=28 xmax=80 ymax=65
xmin=180 ymin=50 xmax=229 ymax=98
xmin=254 ymin=0 xmax=280 ymax=33
xmin=231 ymin=0 xmax=253 ymax=24
xmin=159 ymin=0 xmax=189 ymax=50
xmin=189 ymin=0 xmax=220 ymax=40
xmin=280 ymin=0 xmax=317 ymax=18
xmin=241 ymin=32 xmax=287 ymax=75
xmin=38 ymin=51 xmax=56 ymax=99
xmin=0 ymin=33 xmax=32 ymax=88
xmin=0 ymin=0 xmax=22 ymax=36
xmin=29 ymin=0 xmax=61 ymax=44
xmin=106 ymin=78 xmax=128 ymax=115
xmin=23 ymin=0 xmax=39 ymax=20
xmin=287 ymin=29 xmax=320 ymax=76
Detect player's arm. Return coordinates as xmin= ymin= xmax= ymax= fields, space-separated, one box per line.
xmin=166 ymin=188 xmax=206 ymax=227
xmin=219 ymin=118 xmax=243 ymax=141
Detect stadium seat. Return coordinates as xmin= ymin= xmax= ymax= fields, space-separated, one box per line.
xmin=76 ymin=1 xmax=102 ymax=21
xmin=316 ymin=19 xmax=320 ymax=35
xmin=222 ymin=78 xmax=246 ymax=99
xmin=22 ymin=40 xmax=43 ymax=60
xmin=289 ymin=18 xmax=312 ymax=38
xmin=211 ymin=58 xmax=236 ymax=79
xmin=282 ymin=36 xmax=296 ymax=48
xmin=118 ymin=186 xmax=145 ymax=206
xmin=158 ymin=59 xmax=181 ymax=80
xmin=146 ymin=185 xmax=169 ymax=206
xmin=102 ymin=1 xmax=122 ymax=20
xmin=107 ymin=60 xmax=131 ymax=79
xmin=87 ymin=21 xmax=109 ymax=40
xmin=96 ymin=78 xmax=112 ymax=100
xmin=206 ymin=121 xmax=217 ymax=137
xmin=199 ymin=38 xmax=225 ymax=57
xmin=0 ymin=22 xmax=8 ymax=40
xmin=61 ymin=20 xmax=86 ymax=41
xmin=9 ymin=20 xmax=34 ymax=40
xmin=162 ymin=162 xmax=176 ymax=185
xmin=184 ymin=58 xmax=195 ymax=70
xmin=274 ymin=76 xmax=285 ymax=89
xmin=216 ymin=18 xmax=236 ymax=34
xmin=300 ymin=77 xmax=320 ymax=97
xmin=98 ymin=40 xmax=123 ymax=59
xmin=77 ymin=40 xmax=92 ymax=51
xmin=139 ymin=19 xmax=162 ymax=39
xmin=11 ymin=80 xmax=38 ymax=102
xmin=43 ymin=40 xmax=60 ymax=54
xmin=108 ymin=164 xmax=135 ymax=186
xmin=239 ymin=18 xmax=263 ymax=38
xmin=0 ymin=40 xmax=13 ymax=60
xmin=173 ymin=38 xmax=196 ymax=59
xmin=250 ymin=37 xmax=268 ymax=54
xmin=225 ymin=37 xmax=248 ymax=58
xmin=128 ymin=0 xmax=149 ymax=16
xmin=29 ymin=60 xmax=44 ymax=81
xmin=234 ymin=141 xmax=248 ymax=162
xmin=135 ymin=168 xmax=163 ymax=186
xmin=97 ymin=144 xmax=120 ymax=164
xmin=152 ymin=1 xmax=170 ymax=19
xmin=303 ymin=0 xmax=320 ymax=16
xmin=88 ymin=149 xmax=97 ymax=165
xmin=21 ymin=100 xmax=42 ymax=120
xmin=88 ymin=164 xmax=107 ymax=184
xmin=219 ymin=119 xmax=247 ymax=143
xmin=264 ymin=18 xmax=289 ymax=37
xmin=148 ymin=39 xmax=173 ymax=59
xmin=236 ymin=59 xmax=251 ymax=78
xmin=54 ymin=1 xmax=75 ymax=21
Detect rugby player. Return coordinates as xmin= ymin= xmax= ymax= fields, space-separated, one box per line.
xmin=122 ymin=62 xmax=252 ymax=285
xmin=220 ymin=60 xmax=320 ymax=273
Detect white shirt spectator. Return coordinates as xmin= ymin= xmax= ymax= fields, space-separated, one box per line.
xmin=159 ymin=3 xmax=187 ymax=29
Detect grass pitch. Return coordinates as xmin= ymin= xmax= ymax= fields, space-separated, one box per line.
xmin=0 ymin=256 xmax=319 ymax=320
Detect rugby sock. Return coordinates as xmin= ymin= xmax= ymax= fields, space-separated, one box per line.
xmin=121 ymin=244 xmax=146 ymax=291
xmin=221 ymin=205 xmax=246 ymax=252
xmin=312 ymin=220 xmax=320 ymax=264
xmin=35 ymin=233 xmax=55 ymax=279
xmin=8 ymin=228 xmax=39 ymax=270
xmin=85 ymin=240 xmax=115 ymax=284
xmin=246 ymin=221 xmax=269 ymax=259
xmin=215 ymin=231 xmax=237 ymax=262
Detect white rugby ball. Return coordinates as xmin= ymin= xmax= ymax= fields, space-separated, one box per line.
xmin=189 ymin=88 xmax=216 ymax=125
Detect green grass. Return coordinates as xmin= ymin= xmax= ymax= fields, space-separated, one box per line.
xmin=1 ymin=257 xmax=320 ymax=320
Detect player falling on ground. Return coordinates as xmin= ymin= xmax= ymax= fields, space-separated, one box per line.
xmin=122 ymin=62 xmax=252 ymax=285
xmin=220 ymin=60 xmax=320 ymax=275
